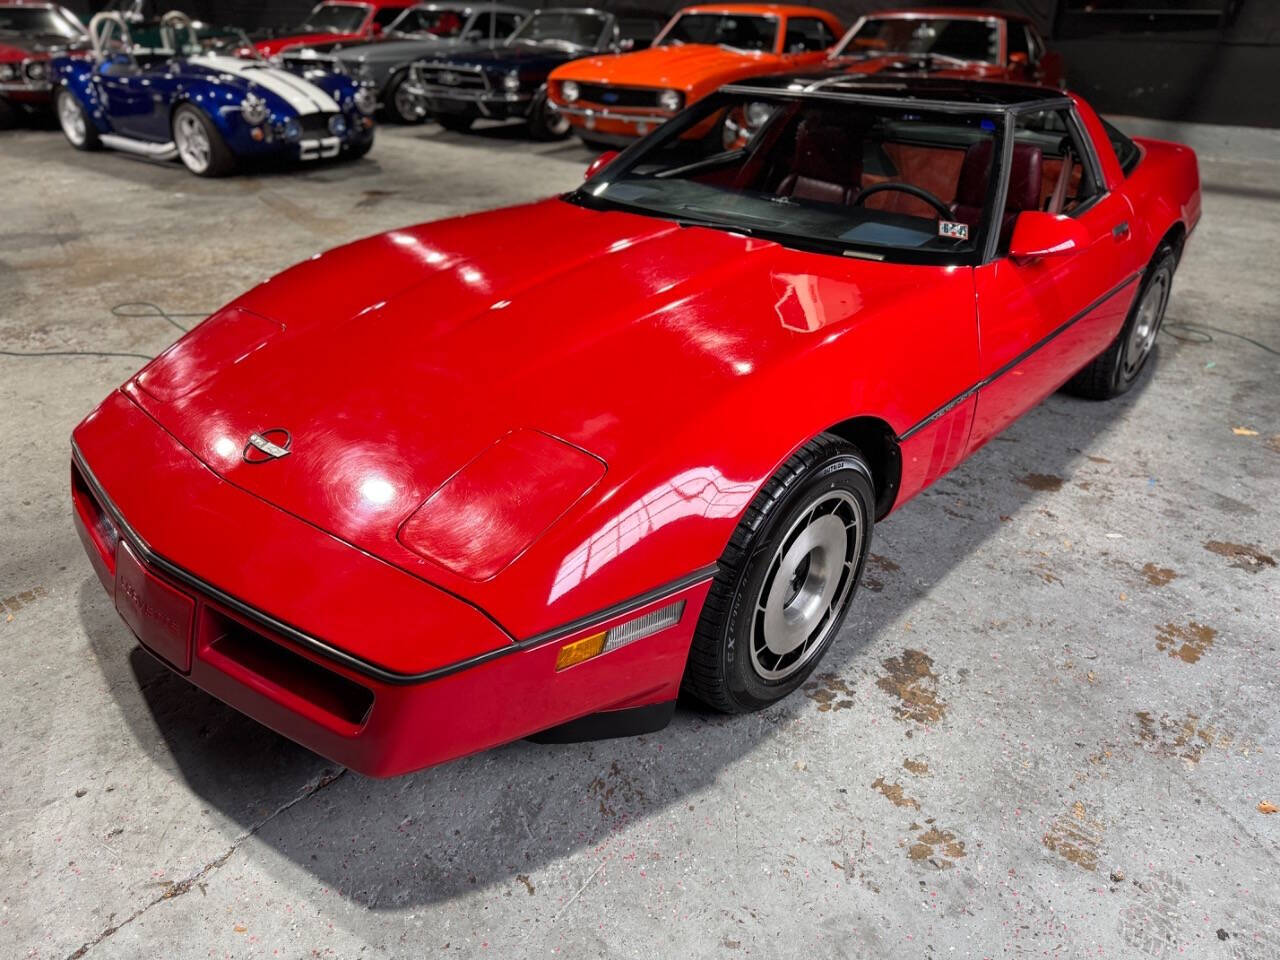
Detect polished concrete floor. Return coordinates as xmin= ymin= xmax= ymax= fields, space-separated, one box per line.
xmin=1 ymin=116 xmax=1278 ymax=960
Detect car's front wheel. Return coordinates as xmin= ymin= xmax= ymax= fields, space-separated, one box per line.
xmin=527 ymin=88 xmax=569 ymax=141
xmin=683 ymin=434 xmax=875 ymax=713
xmin=384 ymin=71 xmax=426 ymax=124
xmin=57 ymin=88 xmax=99 ymax=150
xmin=172 ymin=103 xmax=234 ymax=177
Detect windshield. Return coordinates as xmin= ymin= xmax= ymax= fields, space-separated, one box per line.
xmin=571 ymin=90 xmax=1003 ymax=264
xmin=299 ymin=3 xmax=370 ymax=34
xmin=389 ymin=7 xmax=467 ymax=37
xmin=0 ymin=7 xmax=83 ymax=39
xmin=657 ymin=13 xmax=777 ymax=52
xmin=125 ymin=20 xmax=258 ymax=58
xmin=508 ymin=11 xmax=606 ymax=49
xmin=835 ymin=17 xmax=999 ymax=64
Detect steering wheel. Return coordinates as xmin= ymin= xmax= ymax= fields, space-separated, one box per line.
xmin=851 ymin=182 xmax=952 ymax=221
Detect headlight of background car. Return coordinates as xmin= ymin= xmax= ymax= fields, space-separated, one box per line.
xmin=240 ymin=92 xmax=269 ymax=126
xmin=502 ymin=70 xmax=520 ymax=93
xmin=354 ymin=87 xmax=377 ymax=116
xmin=658 ymin=88 xmax=683 ymax=113
xmin=24 ymin=60 xmax=49 ymax=83
xmin=0 ymin=63 xmax=17 ymax=82
xmin=561 ymin=80 xmax=578 ymax=103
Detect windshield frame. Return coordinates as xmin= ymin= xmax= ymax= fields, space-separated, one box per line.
xmin=832 ymin=14 xmax=1003 ymax=66
xmin=505 ymin=8 xmax=610 ymax=50
xmin=653 ymin=11 xmax=781 ymax=54
xmin=567 ymin=86 xmax=1037 ymax=267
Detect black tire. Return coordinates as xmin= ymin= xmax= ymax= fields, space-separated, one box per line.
xmin=436 ymin=114 xmax=474 ymax=133
xmin=347 ymin=134 xmax=373 ymax=160
xmin=56 ymin=87 xmax=100 ymax=150
xmin=683 ymin=434 xmax=875 ymax=713
xmin=382 ymin=71 xmax=425 ymax=124
xmin=1064 ymin=245 xmax=1177 ymax=400
xmin=171 ymin=103 xmax=235 ymax=177
xmin=527 ymin=87 xmax=570 ymax=141
xmin=578 ymin=135 xmax=616 ymax=153
xmin=0 ymin=96 xmax=16 ymax=131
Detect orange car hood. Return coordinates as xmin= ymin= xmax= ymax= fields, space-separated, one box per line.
xmin=561 ymin=43 xmax=783 ymax=93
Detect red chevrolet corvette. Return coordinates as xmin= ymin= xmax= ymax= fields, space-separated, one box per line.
xmin=71 ymin=76 xmax=1199 ymax=777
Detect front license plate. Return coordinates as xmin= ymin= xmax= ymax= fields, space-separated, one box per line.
xmin=299 ymin=137 xmax=341 ymax=161
xmin=115 ymin=541 xmax=194 ymax=672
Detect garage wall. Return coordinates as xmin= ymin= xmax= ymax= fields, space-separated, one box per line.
xmin=66 ymin=0 xmax=1280 ymax=128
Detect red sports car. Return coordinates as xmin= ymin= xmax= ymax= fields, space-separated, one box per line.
xmin=0 ymin=0 xmax=86 ymax=127
xmin=71 ymin=75 xmax=1199 ymax=777
xmin=254 ymin=0 xmax=416 ymax=58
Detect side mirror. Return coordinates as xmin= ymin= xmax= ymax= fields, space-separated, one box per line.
xmin=584 ymin=150 xmax=619 ymax=181
xmin=1009 ymin=51 xmax=1028 ymax=66
xmin=1008 ymin=211 xmax=1088 ymax=264
xmin=370 ymin=22 xmax=383 ymax=36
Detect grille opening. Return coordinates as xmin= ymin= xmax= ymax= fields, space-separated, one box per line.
xmin=71 ymin=462 xmax=119 ymax=573
xmin=204 ymin=608 xmax=374 ymax=728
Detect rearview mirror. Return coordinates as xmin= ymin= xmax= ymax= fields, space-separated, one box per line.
xmin=584 ymin=150 xmax=619 ymax=181
xmin=1008 ymin=212 xmax=1088 ymax=264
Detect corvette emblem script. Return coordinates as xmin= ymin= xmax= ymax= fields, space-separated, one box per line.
xmin=243 ymin=428 xmax=292 ymax=463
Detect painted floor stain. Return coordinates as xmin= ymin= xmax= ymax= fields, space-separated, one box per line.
xmin=871 ymin=776 xmax=920 ymax=810
xmin=1154 ymin=621 xmax=1217 ymax=664
xmin=803 ymin=673 xmax=854 ymax=712
xmin=1020 ymin=472 xmax=1065 ymax=492
xmin=1043 ymin=800 xmax=1102 ymax=871
xmin=902 ymin=757 xmax=930 ymax=777
xmin=1 ymin=585 xmax=48 ymax=617
xmin=904 ymin=821 xmax=965 ymax=869
xmin=1203 ymin=540 xmax=1277 ymax=572
xmin=876 ymin=649 xmax=947 ymax=724
xmin=1141 ymin=563 xmax=1178 ymax=586
xmin=1135 ymin=711 xmax=1247 ymax=762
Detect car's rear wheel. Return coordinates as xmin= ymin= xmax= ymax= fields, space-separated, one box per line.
xmin=172 ymin=104 xmax=234 ymax=177
xmin=683 ymin=434 xmax=875 ymax=713
xmin=527 ymin=88 xmax=569 ymax=141
xmin=436 ymin=114 xmax=474 ymax=133
xmin=1065 ymin=245 xmax=1176 ymax=399
xmin=384 ymin=71 xmax=425 ymax=124
xmin=57 ymin=88 xmax=99 ymax=150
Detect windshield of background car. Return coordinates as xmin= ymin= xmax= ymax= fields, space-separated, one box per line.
xmin=507 ymin=11 xmax=606 ymax=48
xmin=571 ymin=91 xmax=1005 ymax=264
xmin=300 ymin=3 xmax=370 ymax=33
xmin=835 ymin=17 xmax=999 ymax=64
xmin=657 ymin=13 xmax=777 ymax=53
xmin=391 ymin=7 xmax=466 ymax=36
xmin=0 ymin=7 xmax=83 ymax=38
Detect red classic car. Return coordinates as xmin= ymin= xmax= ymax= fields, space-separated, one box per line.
xmin=829 ymin=8 xmax=1064 ymax=87
xmin=71 ymin=76 xmax=1199 ymax=776
xmin=254 ymin=0 xmax=417 ymax=58
xmin=0 ymin=0 xmax=85 ymax=127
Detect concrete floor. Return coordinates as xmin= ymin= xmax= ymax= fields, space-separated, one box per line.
xmin=1 ymin=116 xmax=1277 ymax=960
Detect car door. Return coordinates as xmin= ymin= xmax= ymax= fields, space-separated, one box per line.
xmin=967 ymin=106 xmax=1143 ymax=448
xmin=91 ymin=18 xmax=168 ymax=141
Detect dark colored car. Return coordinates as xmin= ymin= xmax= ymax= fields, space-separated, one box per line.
xmin=412 ymin=6 xmax=666 ymax=139
xmin=0 ymin=1 xmax=86 ymax=128
xmin=291 ymin=2 xmax=528 ymax=123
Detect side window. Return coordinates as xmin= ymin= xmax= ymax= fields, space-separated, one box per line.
xmin=495 ymin=13 xmax=522 ymax=37
xmin=1005 ymin=21 xmax=1028 ymax=62
xmin=784 ymin=17 xmax=833 ymax=53
xmin=617 ymin=17 xmax=661 ymax=47
xmin=373 ymin=7 xmax=403 ymax=27
xmin=1012 ymin=108 xmax=1101 ymax=223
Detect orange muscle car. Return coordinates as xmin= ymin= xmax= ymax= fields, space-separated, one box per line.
xmin=548 ymin=3 xmax=843 ymax=146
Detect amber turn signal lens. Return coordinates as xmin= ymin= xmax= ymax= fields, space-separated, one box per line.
xmin=555 ymin=631 xmax=606 ymax=671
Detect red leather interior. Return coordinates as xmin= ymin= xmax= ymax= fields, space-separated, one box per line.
xmin=861 ymin=143 xmax=966 ymax=219
xmin=776 ymin=114 xmax=863 ymax=205
xmin=951 ymin=140 xmax=1043 ymax=244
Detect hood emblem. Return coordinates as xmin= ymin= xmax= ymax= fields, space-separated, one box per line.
xmin=243 ymin=428 xmax=292 ymax=463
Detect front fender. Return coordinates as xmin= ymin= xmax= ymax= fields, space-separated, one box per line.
xmin=51 ymin=57 xmax=111 ymax=133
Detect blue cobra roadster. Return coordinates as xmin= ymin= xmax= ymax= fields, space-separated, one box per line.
xmin=51 ymin=10 xmax=377 ymax=176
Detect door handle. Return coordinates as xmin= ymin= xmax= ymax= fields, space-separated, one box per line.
xmin=1112 ymin=221 xmax=1130 ymax=240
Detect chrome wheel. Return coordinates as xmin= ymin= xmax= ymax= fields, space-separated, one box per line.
xmin=58 ymin=90 xmax=86 ymax=146
xmin=174 ymin=110 xmax=211 ymax=174
xmin=749 ymin=489 xmax=863 ymax=681
xmin=393 ymin=83 xmax=425 ymax=122
xmin=1123 ymin=268 xmax=1169 ymax=378
xmin=544 ymin=101 xmax=570 ymax=137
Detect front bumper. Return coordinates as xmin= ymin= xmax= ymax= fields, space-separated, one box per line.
xmin=71 ymin=392 xmax=708 ymax=776
xmin=422 ymin=89 xmax=533 ymax=120
xmin=557 ymin=103 xmax=674 ymax=139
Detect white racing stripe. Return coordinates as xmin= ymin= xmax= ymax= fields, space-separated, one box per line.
xmin=191 ymin=54 xmax=342 ymax=115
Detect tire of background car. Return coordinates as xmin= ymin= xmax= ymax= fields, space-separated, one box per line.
xmin=0 ymin=96 xmax=16 ymax=131
xmin=383 ymin=70 xmax=425 ymax=124
xmin=56 ymin=88 xmax=100 ymax=150
xmin=1064 ymin=243 xmax=1176 ymax=400
xmin=682 ymin=433 xmax=875 ymax=713
xmin=171 ymin=103 xmax=234 ymax=177
xmin=578 ymin=136 xmax=616 ymax=152
xmin=436 ymin=114 xmax=474 ymax=132
xmin=526 ymin=86 xmax=569 ymax=141
xmin=347 ymin=135 xmax=373 ymax=160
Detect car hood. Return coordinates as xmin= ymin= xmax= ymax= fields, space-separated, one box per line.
xmin=256 ymin=31 xmax=363 ymax=57
xmin=428 ymin=43 xmax=574 ymax=72
xmin=557 ymin=43 xmax=778 ymax=91
xmin=822 ymin=52 xmax=1000 ymax=79
xmin=181 ymin=55 xmax=356 ymax=115
xmin=0 ymin=35 xmax=85 ymax=59
xmin=126 ymin=198 xmax=926 ymax=593
xmin=336 ymin=36 xmax=454 ymax=63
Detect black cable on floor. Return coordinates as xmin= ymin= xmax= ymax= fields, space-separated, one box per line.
xmin=0 ymin=302 xmax=211 ymax=362
xmin=0 ymin=349 xmax=156 ymax=360
xmin=1164 ymin=322 xmax=1280 ymax=357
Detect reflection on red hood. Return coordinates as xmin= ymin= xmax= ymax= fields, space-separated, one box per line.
xmin=255 ymin=31 xmax=364 ymax=57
